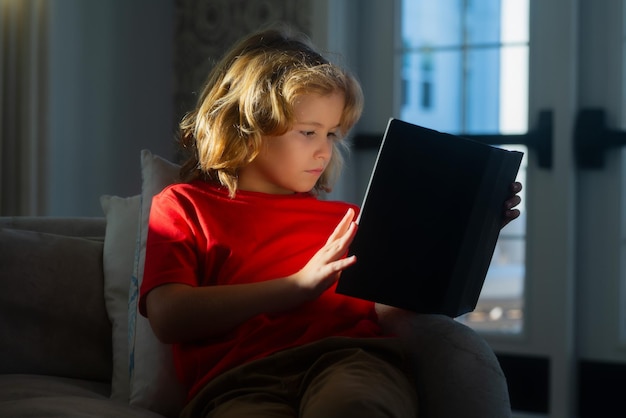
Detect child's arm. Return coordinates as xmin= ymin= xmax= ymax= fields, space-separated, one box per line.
xmin=145 ymin=208 xmax=358 ymax=344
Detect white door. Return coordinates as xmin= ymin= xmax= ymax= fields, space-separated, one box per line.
xmin=312 ymin=1 xmax=626 ymax=417
xmin=497 ymin=1 xmax=626 ymax=417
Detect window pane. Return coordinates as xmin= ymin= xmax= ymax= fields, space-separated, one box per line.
xmin=466 ymin=0 xmax=502 ymax=44
xmin=401 ymin=0 xmax=503 ymax=48
xmin=500 ymin=45 xmax=529 ymax=134
xmin=399 ymin=0 xmax=529 ymax=333
xmin=400 ymin=49 xmax=463 ymax=131
xmin=466 ymin=47 xmax=501 ymax=132
xmin=401 ymin=1 xmax=463 ymax=48
xmin=500 ymin=0 xmax=529 ymax=43
xmin=400 ymin=46 xmax=523 ymax=134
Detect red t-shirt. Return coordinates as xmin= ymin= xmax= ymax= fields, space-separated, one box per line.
xmin=140 ymin=180 xmax=384 ymax=399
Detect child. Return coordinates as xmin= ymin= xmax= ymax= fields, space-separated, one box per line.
xmin=140 ymin=25 xmax=522 ymax=418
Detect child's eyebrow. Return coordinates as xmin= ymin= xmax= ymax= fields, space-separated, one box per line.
xmin=295 ymin=121 xmax=341 ymax=130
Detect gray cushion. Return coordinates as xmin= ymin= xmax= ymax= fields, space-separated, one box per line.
xmin=0 ymin=228 xmax=112 ymax=382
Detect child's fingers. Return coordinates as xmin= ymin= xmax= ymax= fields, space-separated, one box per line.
xmin=325 ymin=220 xmax=357 ymax=261
xmin=325 ymin=208 xmax=356 ymax=244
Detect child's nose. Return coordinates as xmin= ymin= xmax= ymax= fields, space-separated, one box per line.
xmin=318 ymin=138 xmax=332 ymax=158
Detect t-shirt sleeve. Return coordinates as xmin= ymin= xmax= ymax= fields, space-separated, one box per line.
xmin=139 ymin=191 xmax=200 ymax=317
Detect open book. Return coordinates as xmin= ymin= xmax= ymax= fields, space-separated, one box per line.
xmin=335 ymin=118 xmax=524 ymax=317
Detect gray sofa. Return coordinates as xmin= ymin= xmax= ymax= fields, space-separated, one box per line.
xmin=0 ymin=149 xmax=512 ymax=418
xmin=0 ymin=216 xmax=166 ymax=418
xmin=0 ymin=214 xmax=512 ymax=418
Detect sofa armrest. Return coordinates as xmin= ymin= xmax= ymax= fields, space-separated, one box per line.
xmin=376 ymin=304 xmax=512 ymax=418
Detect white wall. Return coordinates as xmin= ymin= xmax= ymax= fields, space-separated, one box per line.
xmin=46 ymin=0 xmax=174 ymax=216
xmin=43 ymin=0 xmax=394 ymax=215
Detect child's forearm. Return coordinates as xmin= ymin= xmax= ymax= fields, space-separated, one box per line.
xmin=144 ymin=278 xmax=308 ymax=344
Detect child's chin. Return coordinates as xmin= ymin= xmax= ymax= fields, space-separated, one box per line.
xmin=292 ymin=184 xmax=316 ymax=194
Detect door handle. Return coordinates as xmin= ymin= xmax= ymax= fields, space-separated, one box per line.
xmin=575 ymin=108 xmax=626 ymax=169
xmin=463 ymin=109 xmax=553 ymax=169
xmin=353 ymin=109 xmax=553 ymax=169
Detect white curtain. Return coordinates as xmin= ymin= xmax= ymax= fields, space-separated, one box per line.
xmin=0 ymin=0 xmax=48 ymax=216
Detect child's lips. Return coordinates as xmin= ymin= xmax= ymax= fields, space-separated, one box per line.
xmin=307 ymin=168 xmax=324 ymax=175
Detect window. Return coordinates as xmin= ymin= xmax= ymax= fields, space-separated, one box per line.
xmin=398 ymin=0 xmax=529 ymax=333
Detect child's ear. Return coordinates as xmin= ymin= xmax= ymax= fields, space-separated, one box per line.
xmin=245 ymin=136 xmax=262 ymax=161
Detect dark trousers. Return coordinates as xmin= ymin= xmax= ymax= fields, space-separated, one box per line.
xmin=180 ymin=336 xmax=419 ymax=418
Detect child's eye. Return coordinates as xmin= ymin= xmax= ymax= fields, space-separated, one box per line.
xmin=299 ymin=130 xmax=341 ymax=141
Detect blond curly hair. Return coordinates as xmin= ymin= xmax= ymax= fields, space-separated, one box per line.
xmin=178 ymin=25 xmax=364 ymax=197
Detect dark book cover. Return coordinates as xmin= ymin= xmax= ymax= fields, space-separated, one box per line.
xmin=336 ymin=118 xmax=524 ymax=317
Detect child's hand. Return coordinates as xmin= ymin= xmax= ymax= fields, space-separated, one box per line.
xmin=502 ymin=181 xmax=523 ymax=228
xmin=288 ymin=208 xmax=358 ymax=300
